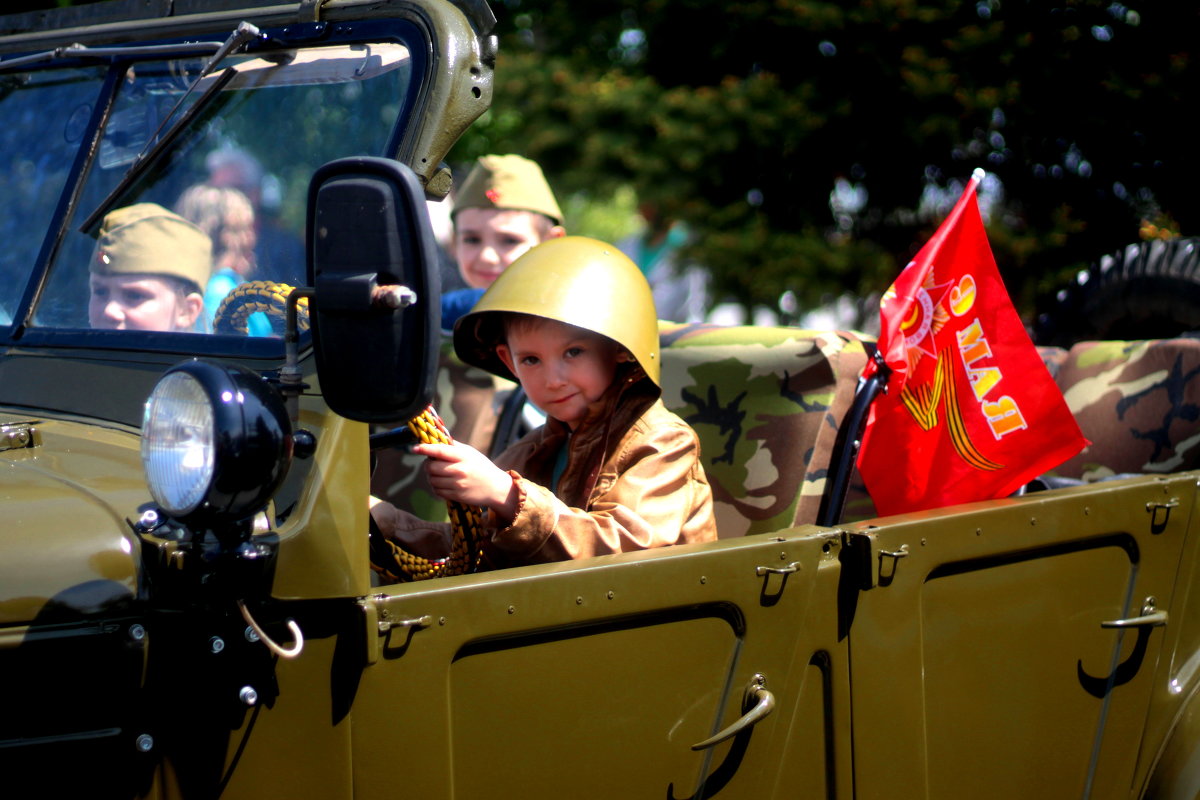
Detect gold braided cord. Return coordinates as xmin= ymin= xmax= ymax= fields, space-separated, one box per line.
xmin=370 ymin=405 xmax=485 ymax=581
xmin=213 ymin=280 xmax=310 ymax=335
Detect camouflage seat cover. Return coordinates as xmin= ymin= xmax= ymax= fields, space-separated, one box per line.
xmin=836 ymin=337 xmax=1200 ymax=510
xmin=658 ymin=323 xmax=869 ymax=537
xmin=1047 ymin=337 xmax=1200 ymax=480
xmin=671 ymin=332 xmax=1200 ymax=520
xmin=1038 ymin=345 xmax=1070 ymax=380
xmin=373 ymin=322 xmax=873 ymax=536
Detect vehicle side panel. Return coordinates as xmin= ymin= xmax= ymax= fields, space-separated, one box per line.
xmin=349 ymin=530 xmax=849 ymax=799
xmin=847 ymin=475 xmax=1193 ymax=799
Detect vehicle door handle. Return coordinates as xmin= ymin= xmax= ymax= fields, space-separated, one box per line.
xmin=691 ymin=673 xmax=776 ymax=751
xmin=1101 ymin=610 xmax=1168 ymax=629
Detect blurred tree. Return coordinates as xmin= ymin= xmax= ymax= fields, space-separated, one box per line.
xmin=15 ymin=0 xmax=1198 ymax=323
xmin=451 ymin=0 xmax=1200 ymax=324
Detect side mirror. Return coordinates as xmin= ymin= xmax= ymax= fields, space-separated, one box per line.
xmin=306 ymin=157 xmax=441 ymax=422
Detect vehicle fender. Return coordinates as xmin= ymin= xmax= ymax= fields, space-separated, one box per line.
xmin=1144 ymin=682 xmax=1200 ymax=799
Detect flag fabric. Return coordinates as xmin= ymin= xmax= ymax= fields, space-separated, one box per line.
xmin=857 ymin=170 xmax=1088 ymax=516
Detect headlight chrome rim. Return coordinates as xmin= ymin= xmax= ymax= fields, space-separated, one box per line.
xmin=142 ymin=370 xmax=216 ymax=517
xmin=142 ymin=359 xmax=292 ymax=524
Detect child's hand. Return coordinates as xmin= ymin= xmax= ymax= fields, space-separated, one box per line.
xmin=368 ymin=496 xmax=452 ymax=558
xmin=414 ymin=441 xmax=518 ymax=520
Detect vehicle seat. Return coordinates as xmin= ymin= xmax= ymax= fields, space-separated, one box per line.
xmin=1047 ymin=336 xmax=1200 ymax=479
xmin=658 ymin=323 xmax=871 ymax=537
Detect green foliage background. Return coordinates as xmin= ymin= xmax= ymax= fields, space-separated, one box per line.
xmin=11 ymin=0 xmax=1198 ymax=324
xmin=449 ymin=0 xmax=1199 ymax=324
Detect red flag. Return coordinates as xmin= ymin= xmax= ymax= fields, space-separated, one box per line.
xmin=857 ymin=171 xmax=1087 ymax=516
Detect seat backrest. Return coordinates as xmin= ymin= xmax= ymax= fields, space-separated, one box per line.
xmin=1049 ymin=337 xmax=1200 ymax=479
xmin=658 ymin=323 xmax=869 ymax=537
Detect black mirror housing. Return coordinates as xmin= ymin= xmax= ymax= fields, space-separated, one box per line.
xmin=306 ymin=157 xmax=441 ymax=423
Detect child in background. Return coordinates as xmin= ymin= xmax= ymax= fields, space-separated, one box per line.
xmin=440 ymin=153 xmax=566 ymax=329
xmin=174 ymin=183 xmax=271 ymax=336
xmin=87 ymin=203 xmax=211 ymax=333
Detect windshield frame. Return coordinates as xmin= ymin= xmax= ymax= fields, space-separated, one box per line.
xmin=1 ymin=18 xmax=429 ymax=360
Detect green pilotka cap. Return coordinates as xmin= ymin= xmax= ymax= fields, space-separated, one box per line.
xmin=452 ymin=154 xmax=563 ymax=226
xmin=90 ymin=202 xmax=212 ymax=291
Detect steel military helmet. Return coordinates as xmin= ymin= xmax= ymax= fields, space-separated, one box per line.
xmin=453 ymin=236 xmax=660 ymax=387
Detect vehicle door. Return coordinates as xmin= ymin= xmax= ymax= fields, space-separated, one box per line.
xmin=847 ymin=475 xmax=1192 ymax=799
xmin=351 ymin=527 xmax=852 ymax=800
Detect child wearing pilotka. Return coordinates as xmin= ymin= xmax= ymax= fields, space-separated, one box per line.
xmin=440 ymin=153 xmax=566 ymax=329
xmin=370 ymin=236 xmax=716 ymax=569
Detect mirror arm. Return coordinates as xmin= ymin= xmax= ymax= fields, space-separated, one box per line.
xmin=372 ymin=284 xmax=418 ymax=309
xmin=281 ymin=287 xmax=316 ymax=426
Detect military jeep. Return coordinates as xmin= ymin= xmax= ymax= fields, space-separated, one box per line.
xmin=4 ymin=1 xmax=1200 ymax=799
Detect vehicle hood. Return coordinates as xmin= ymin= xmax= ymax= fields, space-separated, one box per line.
xmin=0 ymin=412 xmax=145 ymax=627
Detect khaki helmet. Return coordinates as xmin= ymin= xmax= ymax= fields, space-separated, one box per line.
xmin=454 ymin=236 xmax=660 ymax=386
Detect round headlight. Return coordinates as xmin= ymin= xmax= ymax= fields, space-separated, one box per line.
xmin=142 ymin=370 xmax=215 ymax=516
xmin=142 ymin=359 xmax=293 ymax=522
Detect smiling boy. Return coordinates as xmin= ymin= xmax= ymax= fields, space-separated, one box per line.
xmin=451 ymin=153 xmax=565 ymax=289
xmin=371 ymin=236 xmax=716 ymax=569
xmin=438 ymin=154 xmax=566 ymax=332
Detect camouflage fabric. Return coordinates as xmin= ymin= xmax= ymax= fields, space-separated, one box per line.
xmin=372 ymin=327 xmax=1191 ymax=526
xmin=373 ymin=321 xmax=874 ymax=536
xmin=1048 ymin=337 xmax=1200 ymax=479
xmin=658 ymin=323 xmax=870 ymax=537
xmin=370 ymin=338 xmax=515 ymax=522
xmin=1038 ymin=345 xmax=1069 ymax=380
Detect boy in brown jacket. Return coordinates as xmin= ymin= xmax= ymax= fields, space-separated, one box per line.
xmin=370 ymin=236 xmax=716 ymax=568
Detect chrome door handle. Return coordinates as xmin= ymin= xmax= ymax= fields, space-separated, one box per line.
xmin=1102 ymin=597 xmax=1168 ymax=629
xmin=755 ymin=562 xmax=800 ymax=576
xmin=1101 ymin=611 xmax=1168 ymax=629
xmin=691 ymin=674 xmax=776 ymax=751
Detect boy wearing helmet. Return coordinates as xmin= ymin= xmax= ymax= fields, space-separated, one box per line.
xmin=371 ymin=236 xmax=716 ymax=568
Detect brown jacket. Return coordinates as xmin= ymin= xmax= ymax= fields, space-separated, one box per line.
xmin=373 ymin=367 xmax=717 ymax=568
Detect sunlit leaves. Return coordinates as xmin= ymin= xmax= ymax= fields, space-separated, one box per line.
xmin=451 ymin=0 xmax=1199 ymax=322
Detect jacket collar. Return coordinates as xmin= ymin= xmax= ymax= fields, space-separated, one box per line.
xmin=542 ymin=363 xmax=658 ymax=503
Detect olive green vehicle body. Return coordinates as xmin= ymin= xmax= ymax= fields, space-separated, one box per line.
xmin=3 ymin=2 xmax=1200 ymax=798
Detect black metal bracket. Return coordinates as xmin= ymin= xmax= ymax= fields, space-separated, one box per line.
xmin=816 ymin=349 xmax=890 ymax=527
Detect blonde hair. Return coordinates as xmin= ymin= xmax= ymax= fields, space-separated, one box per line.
xmin=175 ymin=185 xmax=257 ymax=277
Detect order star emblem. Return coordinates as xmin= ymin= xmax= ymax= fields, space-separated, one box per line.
xmin=895 ymin=269 xmax=953 ymax=370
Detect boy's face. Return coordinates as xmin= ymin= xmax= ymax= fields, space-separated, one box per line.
xmin=453 ymin=208 xmax=559 ymax=289
xmin=88 ymin=273 xmax=202 ymax=332
xmin=496 ymin=318 xmax=627 ymax=430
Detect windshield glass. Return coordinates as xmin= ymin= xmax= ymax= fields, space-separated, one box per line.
xmin=21 ymin=39 xmax=413 ymax=339
xmin=0 ymin=66 xmax=107 ymax=326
